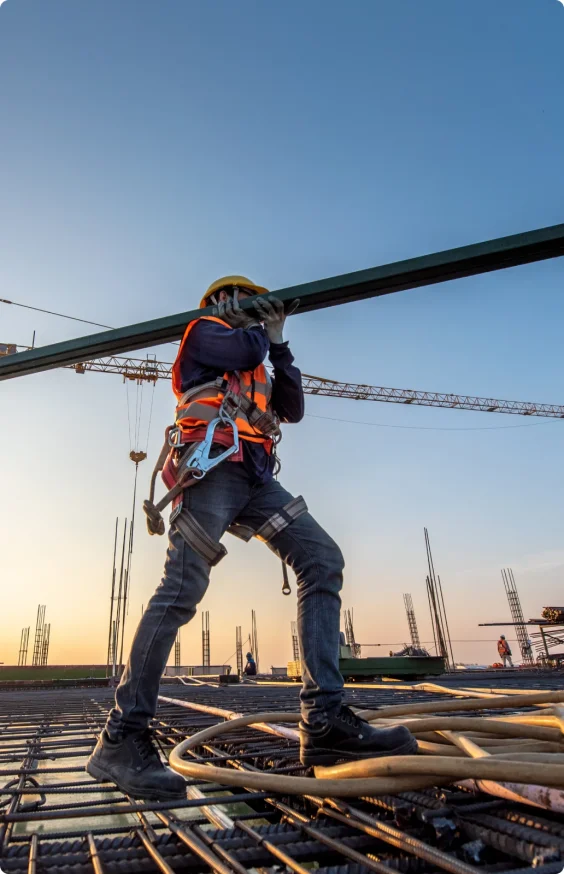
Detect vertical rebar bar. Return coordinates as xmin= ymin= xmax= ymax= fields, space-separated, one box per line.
xmin=235 ymin=626 xmax=243 ymax=676
xmin=17 ymin=627 xmax=30 ymax=666
xmin=105 ymin=518 xmax=119 ymax=677
xmin=424 ymin=529 xmax=453 ymax=668
xmin=40 ymin=624 xmax=50 ymax=666
xmin=202 ymin=611 xmax=210 ymax=667
xmin=251 ymin=610 xmax=259 ymax=672
xmin=291 ymin=621 xmax=300 ymax=662
xmin=119 ymin=465 xmax=140 ymax=670
xmin=174 ymin=629 xmax=181 ymax=668
xmin=437 ymin=575 xmax=455 ymax=668
xmin=403 ymin=594 xmax=421 ymax=648
xmin=112 ymin=519 xmax=128 ymax=678
xmin=32 ymin=605 xmax=45 ymax=667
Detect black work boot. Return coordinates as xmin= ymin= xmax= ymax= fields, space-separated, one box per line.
xmin=300 ymin=705 xmax=418 ymax=767
xmin=86 ymin=729 xmax=186 ymax=801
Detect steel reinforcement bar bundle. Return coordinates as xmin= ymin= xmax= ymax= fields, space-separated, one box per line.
xmin=3 ymin=683 xmax=564 ymax=874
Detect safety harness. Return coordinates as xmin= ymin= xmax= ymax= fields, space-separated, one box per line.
xmin=142 ymin=317 xmax=308 ymax=589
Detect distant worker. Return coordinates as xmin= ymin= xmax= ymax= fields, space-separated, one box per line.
xmin=497 ymin=635 xmax=514 ymax=667
xmin=87 ymin=277 xmax=416 ymax=800
xmin=244 ymin=652 xmax=257 ymax=676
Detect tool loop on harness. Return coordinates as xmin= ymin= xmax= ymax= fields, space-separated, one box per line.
xmin=281 ymin=562 xmax=291 ymax=596
xmin=143 ymin=499 xmax=166 ymax=536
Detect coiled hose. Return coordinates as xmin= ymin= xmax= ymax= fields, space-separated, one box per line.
xmin=168 ymin=689 xmax=564 ymax=798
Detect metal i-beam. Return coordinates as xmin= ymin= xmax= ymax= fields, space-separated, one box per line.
xmin=1 ymin=222 xmax=564 ymax=381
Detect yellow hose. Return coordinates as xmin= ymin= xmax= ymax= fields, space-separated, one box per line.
xmin=167 ymin=690 xmax=564 ymax=799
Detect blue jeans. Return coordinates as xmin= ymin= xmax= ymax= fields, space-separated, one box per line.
xmin=106 ymin=462 xmax=344 ymax=739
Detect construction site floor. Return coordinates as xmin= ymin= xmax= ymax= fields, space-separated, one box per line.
xmin=1 ymin=672 xmax=564 ymax=873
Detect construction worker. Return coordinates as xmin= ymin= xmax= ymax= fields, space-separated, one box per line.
xmin=497 ymin=635 xmax=514 ymax=667
xmin=244 ymin=652 xmax=257 ymax=676
xmin=87 ymin=277 xmax=417 ymax=800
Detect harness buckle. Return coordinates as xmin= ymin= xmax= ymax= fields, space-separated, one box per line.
xmin=220 ymin=391 xmax=240 ymax=422
xmin=169 ymin=502 xmax=183 ymax=523
xmin=168 ymin=427 xmax=182 ymax=448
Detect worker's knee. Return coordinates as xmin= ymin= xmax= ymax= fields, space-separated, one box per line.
xmin=288 ymin=526 xmax=345 ymax=594
xmin=320 ymin=535 xmax=345 ymax=578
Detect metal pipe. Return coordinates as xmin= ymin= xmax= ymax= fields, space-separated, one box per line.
xmin=3 ymin=222 xmax=564 ymax=380
xmin=157 ymin=695 xmax=299 ymax=742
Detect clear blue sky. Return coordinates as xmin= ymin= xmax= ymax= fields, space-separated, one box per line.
xmin=1 ymin=0 xmax=563 ymax=669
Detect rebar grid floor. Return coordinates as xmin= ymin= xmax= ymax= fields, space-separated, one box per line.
xmin=2 ymin=677 xmax=564 ymax=874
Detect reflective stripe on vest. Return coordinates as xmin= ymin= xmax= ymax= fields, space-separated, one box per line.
xmin=172 ymin=316 xmax=274 ymax=445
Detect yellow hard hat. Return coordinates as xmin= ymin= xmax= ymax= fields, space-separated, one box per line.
xmin=199 ymin=275 xmax=270 ymax=309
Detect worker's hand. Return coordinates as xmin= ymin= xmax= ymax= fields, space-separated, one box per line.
xmin=218 ymin=292 xmax=260 ymax=330
xmin=252 ymin=296 xmax=300 ymax=344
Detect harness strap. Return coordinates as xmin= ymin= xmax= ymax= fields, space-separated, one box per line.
xmin=174 ymin=510 xmax=227 ymax=566
xmin=255 ymin=495 xmax=308 ymax=542
xmin=148 ymin=428 xmax=173 ymax=506
xmin=226 ymin=497 xmax=308 ymax=544
xmin=144 ymin=439 xmax=199 ymax=536
xmin=214 ymin=390 xmax=280 ymax=440
xmin=227 ymin=522 xmax=256 ymax=543
xmin=145 ymin=428 xmax=176 ymax=536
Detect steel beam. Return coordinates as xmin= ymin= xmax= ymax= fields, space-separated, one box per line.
xmin=2 ymin=222 xmax=564 ymax=381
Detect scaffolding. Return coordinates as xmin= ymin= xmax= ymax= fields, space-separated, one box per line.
xmin=502 ymin=568 xmax=534 ymax=666
xmin=403 ymin=593 xmax=421 ymax=648
xmin=202 ymin=611 xmax=210 ymax=667
xmin=17 ymin=627 xmax=29 ymax=666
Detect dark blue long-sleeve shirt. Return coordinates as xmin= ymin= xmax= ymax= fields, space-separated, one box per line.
xmin=178 ymin=319 xmax=304 ymax=483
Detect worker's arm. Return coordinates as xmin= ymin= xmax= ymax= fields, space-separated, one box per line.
xmin=269 ymin=342 xmax=305 ymax=423
xmin=187 ymin=319 xmax=269 ymax=372
xmin=249 ymin=296 xmax=304 ymax=424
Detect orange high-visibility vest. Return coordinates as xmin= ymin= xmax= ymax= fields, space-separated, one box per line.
xmin=171 ymin=316 xmax=274 ymax=446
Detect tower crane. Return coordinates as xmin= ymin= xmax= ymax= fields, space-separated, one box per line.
xmin=2 ymin=343 xmax=564 ymax=419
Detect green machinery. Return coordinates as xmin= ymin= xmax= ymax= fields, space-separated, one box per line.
xmin=288 ymin=643 xmax=446 ymax=682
